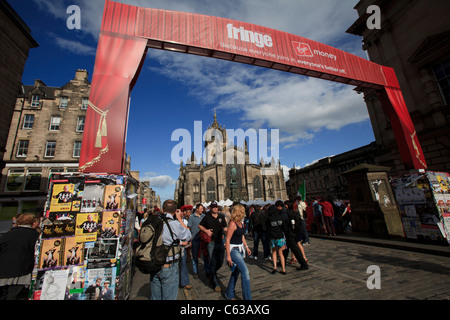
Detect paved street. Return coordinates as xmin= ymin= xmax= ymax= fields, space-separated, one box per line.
xmin=130 ymin=235 xmax=450 ymax=301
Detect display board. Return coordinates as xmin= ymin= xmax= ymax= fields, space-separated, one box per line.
xmin=391 ymin=171 xmax=450 ymax=243
xmin=29 ymin=173 xmax=138 ymax=300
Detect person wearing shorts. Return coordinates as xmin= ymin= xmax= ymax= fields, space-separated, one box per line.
xmin=267 ymin=204 xmax=288 ymax=275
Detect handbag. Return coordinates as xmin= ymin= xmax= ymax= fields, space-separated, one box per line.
xmin=200 ymin=230 xmax=211 ymax=243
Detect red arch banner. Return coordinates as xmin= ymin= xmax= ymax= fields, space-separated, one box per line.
xmin=79 ymin=0 xmax=427 ymax=173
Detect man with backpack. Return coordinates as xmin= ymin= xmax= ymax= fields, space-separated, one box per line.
xmin=149 ymin=200 xmax=191 ymax=300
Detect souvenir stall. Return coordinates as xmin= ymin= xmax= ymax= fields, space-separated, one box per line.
xmin=28 ymin=173 xmax=139 ymax=300
xmin=390 ymin=171 xmax=450 ymax=244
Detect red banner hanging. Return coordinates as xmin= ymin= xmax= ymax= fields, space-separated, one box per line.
xmin=78 ymin=0 xmax=427 ymax=173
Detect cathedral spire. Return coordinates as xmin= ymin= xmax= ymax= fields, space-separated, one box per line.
xmin=213 ymin=107 xmax=218 ymax=125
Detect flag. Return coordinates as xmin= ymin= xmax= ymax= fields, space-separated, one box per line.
xmin=297 ymin=180 xmax=306 ymax=200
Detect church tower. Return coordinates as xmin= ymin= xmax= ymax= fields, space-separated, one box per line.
xmin=204 ymin=109 xmax=228 ymax=165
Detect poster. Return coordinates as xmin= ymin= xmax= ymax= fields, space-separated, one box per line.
xmin=63 ymin=237 xmax=84 ymax=266
xmin=75 ymin=213 xmax=99 ymax=242
xmin=71 ymin=177 xmax=85 ymax=212
xmin=65 ymin=265 xmax=86 ymax=300
xmin=81 ymin=182 xmax=105 ymax=212
xmin=86 ymin=238 xmax=119 ymax=260
xmin=40 ymin=269 xmax=69 ymax=300
xmin=38 ymin=238 xmax=63 ymax=269
xmin=50 ymin=184 xmax=74 ymax=212
xmin=82 ymin=267 xmax=116 ymax=300
xmin=103 ymin=185 xmax=123 ymax=210
xmin=100 ymin=211 xmax=121 ymax=238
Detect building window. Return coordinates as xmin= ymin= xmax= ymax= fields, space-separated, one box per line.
xmin=253 ymin=176 xmax=263 ymax=198
xmin=206 ymin=177 xmax=216 ymax=201
xmin=59 ymin=96 xmax=68 ymax=109
xmin=432 ymin=59 xmax=450 ymax=105
xmin=17 ymin=140 xmax=29 ymax=157
xmin=76 ymin=116 xmax=85 ymax=132
xmin=23 ymin=114 xmax=34 ymax=129
xmin=81 ymin=98 xmax=89 ymax=109
xmin=267 ymin=179 xmax=274 ymax=198
xmin=193 ymin=180 xmax=200 ymax=193
xmin=73 ymin=141 xmax=82 ymax=157
xmin=5 ymin=169 xmax=25 ymax=192
xmin=45 ymin=141 xmax=56 ymax=157
xmin=193 ymin=180 xmax=200 ymax=203
xmin=49 ymin=116 xmax=61 ymax=131
xmin=31 ymin=95 xmax=40 ymax=108
xmin=24 ymin=168 xmax=42 ymax=191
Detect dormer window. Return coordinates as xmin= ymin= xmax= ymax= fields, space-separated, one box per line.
xmin=31 ymin=95 xmax=40 ymax=108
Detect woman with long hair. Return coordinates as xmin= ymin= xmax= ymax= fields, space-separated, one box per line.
xmin=225 ymin=204 xmax=252 ymax=300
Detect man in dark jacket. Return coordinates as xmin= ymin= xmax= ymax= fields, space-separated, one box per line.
xmin=0 ymin=213 xmax=40 ymax=300
xmin=277 ymin=201 xmax=309 ymax=271
xmin=249 ymin=205 xmax=270 ymax=260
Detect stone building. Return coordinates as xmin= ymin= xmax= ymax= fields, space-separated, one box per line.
xmin=0 ymin=0 xmax=38 ymax=178
xmin=288 ymin=0 xmax=450 ymax=203
xmin=0 ymin=69 xmax=90 ymax=230
xmin=346 ymin=0 xmax=450 ymax=174
xmin=130 ymin=170 xmax=161 ymax=212
xmin=175 ymin=112 xmax=287 ymax=206
xmin=286 ymin=142 xmax=379 ymax=201
xmin=0 ymin=70 xmax=161 ymax=231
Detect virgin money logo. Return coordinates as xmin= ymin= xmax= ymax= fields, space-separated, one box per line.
xmin=292 ymin=41 xmax=313 ymax=57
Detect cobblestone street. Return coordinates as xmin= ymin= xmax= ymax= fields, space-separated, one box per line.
xmin=130 ymin=235 xmax=450 ymax=301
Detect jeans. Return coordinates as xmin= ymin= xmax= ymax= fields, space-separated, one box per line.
xmin=150 ymin=261 xmax=179 ymax=300
xmin=191 ymin=236 xmax=209 ymax=275
xmin=225 ymin=248 xmax=251 ymax=300
xmin=206 ymin=241 xmax=225 ymax=287
xmin=180 ymin=249 xmax=189 ymax=287
xmin=252 ymin=230 xmax=270 ymax=258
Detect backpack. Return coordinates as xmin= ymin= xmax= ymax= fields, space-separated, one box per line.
xmin=134 ymin=214 xmax=180 ymax=274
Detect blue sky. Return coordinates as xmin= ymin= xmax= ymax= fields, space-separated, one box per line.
xmin=11 ymin=0 xmax=376 ymax=202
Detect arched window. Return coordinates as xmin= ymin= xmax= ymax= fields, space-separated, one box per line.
xmin=206 ymin=177 xmax=216 ymax=201
xmin=193 ymin=180 xmax=200 ymax=203
xmin=253 ymin=176 xmax=262 ymax=198
xmin=268 ymin=179 xmax=274 ymax=198
xmin=193 ymin=180 xmax=200 ymax=193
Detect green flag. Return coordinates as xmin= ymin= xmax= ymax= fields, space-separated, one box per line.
xmin=297 ymin=180 xmax=306 ymax=200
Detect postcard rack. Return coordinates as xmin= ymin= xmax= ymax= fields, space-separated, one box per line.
xmin=28 ymin=173 xmax=139 ymax=300
xmin=390 ymin=171 xmax=450 ymax=244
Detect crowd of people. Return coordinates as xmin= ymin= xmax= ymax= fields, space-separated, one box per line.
xmin=134 ymin=195 xmax=353 ymax=301
xmin=0 ymin=195 xmax=351 ymax=301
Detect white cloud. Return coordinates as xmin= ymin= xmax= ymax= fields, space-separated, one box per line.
xmin=33 ymin=0 xmax=364 ymax=54
xmin=53 ymin=36 xmax=96 ymax=55
xmin=140 ymin=174 xmax=176 ymax=189
xmin=280 ymin=164 xmax=301 ymax=181
xmin=149 ymin=50 xmax=370 ymax=149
